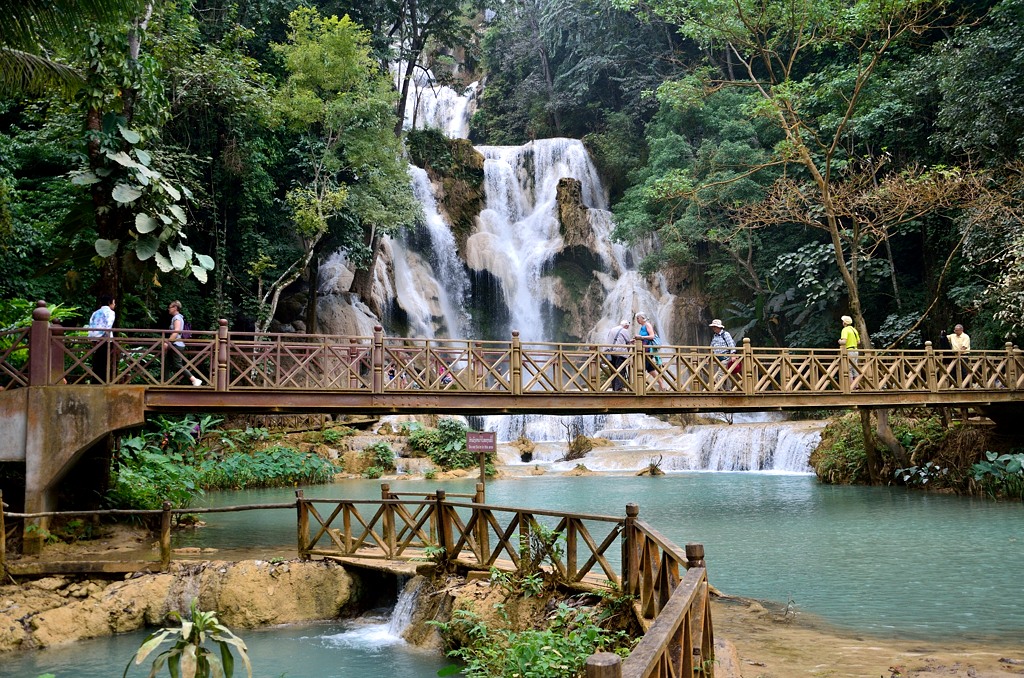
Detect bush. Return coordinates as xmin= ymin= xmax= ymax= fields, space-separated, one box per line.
xmin=971 ymin=451 xmax=1024 ymax=499
xmin=809 ymin=414 xmax=868 ymax=484
xmin=434 ymin=604 xmax=629 ymax=678
xmin=199 ymin=446 xmax=335 ymax=490
xmin=363 ymin=441 xmax=396 ymax=470
xmin=407 ymin=418 xmax=482 ymax=470
xmin=363 ymin=466 xmax=384 ymax=479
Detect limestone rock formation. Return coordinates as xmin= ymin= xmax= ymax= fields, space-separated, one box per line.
xmin=0 ymin=560 xmax=357 ymax=653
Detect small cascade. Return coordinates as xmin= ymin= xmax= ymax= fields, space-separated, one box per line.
xmin=486 ymin=412 xmax=670 ymax=443
xmin=498 ymin=419 xmax=822 ymax=474
xmin=387 ymin=576 xmax=426 ymax=637
xmin=395 ymin=62 xmax=478 ymax=139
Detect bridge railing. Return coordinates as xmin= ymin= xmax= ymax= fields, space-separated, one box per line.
xmin=0 ymin=327 xmax=30 ymax=390
xmin=295 ymin=491 xmax=713 ymax=677
xmin=5 ymin=303 xmax=1021 ymax=396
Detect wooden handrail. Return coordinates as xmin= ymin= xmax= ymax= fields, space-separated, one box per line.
xmin=5 ymin=322 xmax=1019 ymax=396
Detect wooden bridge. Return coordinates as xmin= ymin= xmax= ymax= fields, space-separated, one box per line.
xmin=1 ymin=486 xmax=715 ymax=678
xmin=3 ymin=303 xmax=1022 ymax=413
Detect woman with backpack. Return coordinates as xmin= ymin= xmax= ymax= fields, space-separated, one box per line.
xmin=167 ymin=300 xmax=202 ymax=386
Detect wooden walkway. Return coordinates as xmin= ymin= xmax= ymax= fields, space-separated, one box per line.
xmin=3 ymin=303 xmax=1022 ymax=414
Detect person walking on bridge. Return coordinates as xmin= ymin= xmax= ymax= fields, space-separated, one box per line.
xmin=709 ymin=319 xmax=736 ymax=389
xmin=840 ymin=315 xmax=861 ymax=387
xmin=87 ymin=295 xmax=116 ymax=382
xmin=166 ymin=300 xmax=202 ymax=386
xmin=946 ymin=324 xmax=971 ymax=386
xmin=635 ymin=312 xmax=667 ymax=391
xmin=604 ymin=319 xmax=631 ymax=391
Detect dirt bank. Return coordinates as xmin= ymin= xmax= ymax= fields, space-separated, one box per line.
xmin=713 ymin=596 xmax=1024 ymax=677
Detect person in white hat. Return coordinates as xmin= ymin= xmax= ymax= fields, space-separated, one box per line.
xmin=708 ymin=319 xmax=736 ymax=388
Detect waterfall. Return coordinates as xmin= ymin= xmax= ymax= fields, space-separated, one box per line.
xmin=498 ymin=419 xmax=822 ymax=474
xmin=395 ymin=61 xmax=478 ymax=139
xmin=387 ymin=576 xmax=425 ymax=637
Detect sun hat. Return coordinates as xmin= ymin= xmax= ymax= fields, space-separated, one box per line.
xmin=841 ymin=315 xmax=853 ymax=325
xmin=709 ymin=319 xmax=725 ymax=329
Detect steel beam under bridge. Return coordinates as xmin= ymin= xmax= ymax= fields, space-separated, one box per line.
xmin=143 ymin=387 xmax=1024 ymax=415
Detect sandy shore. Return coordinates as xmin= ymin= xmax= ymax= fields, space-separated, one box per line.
xmin=712 ymin=596 xmax=1024 ymax=677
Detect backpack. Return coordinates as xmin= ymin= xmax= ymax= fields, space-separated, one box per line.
xmin=181 ymin=320 xmax=192 ymax=340
xmin=652 ymin=334 xmax=662 ymax=346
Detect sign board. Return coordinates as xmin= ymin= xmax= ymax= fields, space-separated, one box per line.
xmin=466 ymin=431 xmax=496 ymax=453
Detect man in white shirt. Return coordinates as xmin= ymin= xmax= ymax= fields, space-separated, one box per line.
xmin=605 ymin=319 xmax=631 ymax=391
xmin=87 ymin=295 xmax=116 ymax=382
xmin=946 ymin=324 xmax=971 ymax=386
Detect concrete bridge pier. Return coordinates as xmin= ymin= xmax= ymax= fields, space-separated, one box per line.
xmin=3 ymin=304 xmax=147 ymax=553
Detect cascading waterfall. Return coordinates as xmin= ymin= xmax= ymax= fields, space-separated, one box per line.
xmin=316 ymin=69 xmax=822 ymax=473
xmin=394 ymin=62 xmax=478 ymax=139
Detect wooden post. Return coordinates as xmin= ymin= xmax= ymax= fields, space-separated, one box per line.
xmin=741 ymin=337 xmax=754 ymax=395
xmin=159 ymin=501 xmax=172 ymax=571
xmin=0 ymin=491 xmax=6 ymax=578
xmin=29 ymin=301 xmax=52 ymax=386
xmin=585 ymin=652 xmax=622 ymax=678
xmin=475 ymin=482 xmax=489 ymax=564
xmin=216 ymin=319 xmax=229 ymax=391
xmin=296 ymin=489 xmax=309 ymax=560
xmin=634 ymin=337 xmax=647 ymax=395
xmin=372 ymin=326 xmax=384 ymax=394
xmin=511 ymin=331 xmax=522 ymax=395
xmin=1006 ymin=342 xmax=1019 ymax=391
xmin=436 ymin=490 xmax=451 ymax=558
xmin=623 ymin=503 xmax=640 ymax=596
xmin=381 ymin=483 xmax=395 ymax=558
xmin=588 ymin=345 xmax=599 ymax=391
xmin=780 ymin=347 xmax=792 ymax=393
xmin=685 ymin=543 xmax=706 ymax=569
xmin=925 ymin=341 xmax=937 ymax=392
xmin=348 ymin=338 xmax=360 ymax=389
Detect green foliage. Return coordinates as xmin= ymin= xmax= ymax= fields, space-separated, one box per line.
xmin=971 ymin=451 xmax=1024 ymax=500
xmin=199 ymin=445 xmax=335 ymax=490
xmin=321 ymin=426 xmax=354 ymax=445
xmin=407 ymin=418 xmax=478 ymax=470
xmin=362 ymin=466 xmax=384 ymax=479
xmin=895 ymin=461 xmax=949 ymax=487
xmin=809 ymin=414 xmax=869 ymax=485
xmin=434 ymin=604 xmax=630 ymax=678
xmin=107 ymin=417 xmax=207 ymax=512
xmin=124 ymin=599 xmax=252 ymax=678
xmin=363 ymin=441 xmax=396 ymax=470
xmin=424 ymin=467 xmax=438 ymax=480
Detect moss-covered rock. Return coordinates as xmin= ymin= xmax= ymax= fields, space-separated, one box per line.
xmin=407 ymin=129 xmax=485 ymax=252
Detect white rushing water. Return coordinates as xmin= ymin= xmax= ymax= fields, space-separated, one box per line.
xmin=496 ymin=416 xmax=822 ymax=474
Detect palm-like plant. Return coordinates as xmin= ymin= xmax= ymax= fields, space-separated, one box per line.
xmin=124 ymin=600 xmax=252 ymax=678
xmin=0 ymin=0 xmax=146 ymax=96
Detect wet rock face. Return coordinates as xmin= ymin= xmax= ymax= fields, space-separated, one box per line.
xmin=0 ymin=560 xmax=356 ymax=653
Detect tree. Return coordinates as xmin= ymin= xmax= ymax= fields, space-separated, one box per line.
xmin=387 ymin=0 xmax=474 ymax=136
xmin=615 ymin=0 xmax=990 ymax=481
xmin=264 ymin=8 xmax=418 ymax=332
xmin=0 ymin=0 xmax=146 ymax=96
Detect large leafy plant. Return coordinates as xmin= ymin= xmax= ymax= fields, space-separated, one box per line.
xmin=125 ymin=599 xmax=251 ymax=678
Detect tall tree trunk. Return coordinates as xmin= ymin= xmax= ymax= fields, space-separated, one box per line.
xmin=350 ymin=227 xmax=382 ymax=317
xmin=305 ymin=251 xmax=320 ymax=333
xmin=860 ymin=409 xmax=882 ymax=484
